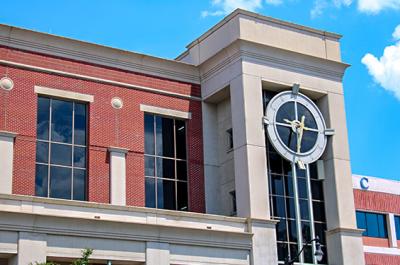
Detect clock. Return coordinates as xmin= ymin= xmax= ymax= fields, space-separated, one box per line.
xmin=263 ymin=89 xmax=334 ymax=168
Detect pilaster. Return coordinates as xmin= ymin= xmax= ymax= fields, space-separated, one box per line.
xmin=0 ymin=131 xmax=17 ymax=195
xmin=108 ymin=147 xmax=128 ymax=206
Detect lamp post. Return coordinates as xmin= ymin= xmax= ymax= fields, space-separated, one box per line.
xmin=284 ymin=237 xmax=324 ymax=265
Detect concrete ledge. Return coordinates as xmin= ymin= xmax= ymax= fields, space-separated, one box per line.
xmin=34 ymin=86 xmax=94 ymax=102
xmin=326 ymin=227 xmax=364 ymax=237
xmin=0 ymin=131 xmax=17 ymax=138
xmin=140 ymin=104 xmax=192 ymax=119
xmin=0 ymin=194 xmax=247 ymax=226
xmin=108 ymin=147 xmax=129 ymax=154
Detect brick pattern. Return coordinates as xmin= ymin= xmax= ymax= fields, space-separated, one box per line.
xmin=354 ymin=189 xmax=400 ymax=214
xmin=363 ymin=237 xmax=390 ymax=248
xmin=365 ymin=253 xmax=400 ymax=265
xmin=0 ymin=46 xmax=205 ymax=213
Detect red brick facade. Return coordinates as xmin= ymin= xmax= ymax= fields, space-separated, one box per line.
xmin=354 ymin=189 xmax=400 ymax=264
xmin=0 ymin=46 xmax=205 ymax=212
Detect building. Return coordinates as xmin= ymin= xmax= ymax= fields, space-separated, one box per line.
xmin=0 ymin=8 xmax=387 ymax=265
xmin=353 ymin=175 xmax=400 ymax=264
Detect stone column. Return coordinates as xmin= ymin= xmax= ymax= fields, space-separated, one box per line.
xmin=230 ymin=74 xmax=269 ymax=219
xmin=108 ymin=147 xmax=128 ymax=206
xmin=0 ymin=131 xmax=17 ymax=195
xmin=146 ymin=242 xmax=170 ymax=265
xmin=248 ymin=219 xmax=278 ymax=265
xmin=10 ymin=232 xmax=47 ymax=265
xmin=388 ymin=213 xmax=398 ymax=248
xmin=318 ymin=92 xmax=365 ymax=264
xmin=202 ymin=102 xmax=220 ymax=214
xmin=230 ymin=74 xmax=277 ymax=264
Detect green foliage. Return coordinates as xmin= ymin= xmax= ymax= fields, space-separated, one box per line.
xmin=72 ymin=248 xmax=93 ymax=265
xmin=30 ymin=248 xmax=93 ymax=265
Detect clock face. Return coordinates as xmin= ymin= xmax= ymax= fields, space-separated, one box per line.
xmin=265 ymin=91 xmax=329 ymax=165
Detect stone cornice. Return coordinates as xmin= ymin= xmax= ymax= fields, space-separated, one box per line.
xmin=0 ymin=24 xmax=200 ymax=84
xmin=201 ymin=41 xmax=349 ymax=83
xmin=180 ymin=8 xmax=341 ymax=55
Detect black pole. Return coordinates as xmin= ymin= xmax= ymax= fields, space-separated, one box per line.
xmin=284 ymin=237 xmax=321 ymax=265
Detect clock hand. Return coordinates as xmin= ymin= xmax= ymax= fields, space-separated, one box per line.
xmin=296 ymin=116 xmax=305 ymax=153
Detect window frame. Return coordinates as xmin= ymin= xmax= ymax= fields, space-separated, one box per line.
xmin=144 ymin=113 xmax=189 ymax=211
xmin=35 ymin=96 xmax=88 ymax=201
xmin=356 ymin=211 xmax=388 ymax=238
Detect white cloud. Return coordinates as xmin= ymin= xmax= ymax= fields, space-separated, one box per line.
xmin=358 ymin=0 xmax=400 ymax=14
xmin=362 ymin=25 xmax=400 ymax=100
xmin=393 ymin=25 xmax=400 ymax=40
xmin=265 ymin=0 xmax=283 ymax=5
xmin=202 ymin=0 xmax=262 ymax=17
xmin=333 ymin=0 xmax=353 ymax=7
xmin=311 ymin=0 xmax=400 ymax=17
xmin=310 ymin=0 xmax=329 ymax=18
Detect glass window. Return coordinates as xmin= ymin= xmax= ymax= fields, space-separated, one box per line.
xmin=395 ymin=216 xmax=400 ymax=240
xmin=226 ymin=128 xmax=233 ymax=150
xmin=356 ymin=211 xmax=388 ymax=238
xmin=35 ymin=97 xmax=87 ymax=201
xmin=144 ymin=113 xmax=188 ymax=211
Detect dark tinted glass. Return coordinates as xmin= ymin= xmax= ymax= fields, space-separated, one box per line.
xmin=51 ymin=99 xmax=73 ymax=143
xmin=277 ymin=243 xmax=288 ymax=261
xmin=74 ymin=147 xmax=86 ymax=168
xmin=285 ymin=176 xmax=294 ymax=197
xmin=37 ymin=97 xmax=50 ymax=140
xmin=157 ymin=179 xmax=176 ymax=210
xmin=300 ymin=131 xmax=318 ymax=153
xmin=270 ymin=174 xmax=284 ymax=196
xmin=313 ymin=201 xmax=326 ymax=222
xmin=303 ymin=245 xmax=313 ymax=264
xmin=74 ymin=103 xmax=87 ymax=145
xmin=277 ymin=126 xmax=297 ymax=152
xmin=73 ymin=169 xmax=86 ymax=201
xmin=49 ymin=166 xmax=71 ymax=199
xmin=314 ymin=222 xmax=327 ymax=244
xmin=272 ymin=196 xmax=286 ymax=218
xmin=36 ymin=141 xmax=49 ymax=163
xmin=297 ymin=103 xmax=317 ymax=129
xmin=145 ymin=177 xmax=156 ymax=208
xmin=288 ymin=220 xmax=298 ymax=242
xmin=301 ymin=221 xmax=311 ymax=242
xmin=366 ymin=212 xmax=380 ymax=237
xmin=156 ymin=117 xmax=174 ymax=157
xmin=286 ymin=197 xmax=296 ymax=219
xmin=35 ymin=164 xmax=48 ymax=197
xmin=297 ymin=178 xmax=308 ymax=199
xmin=276 ymin=102 xmax=295 ymax=123
xmin=269 ymin=152 xmax=283 ymax=174
xmin=144 ymin=114 xmax=155 ymax=155
xmin=156 ymin=158 xmax=175 ymax=179
xmin=283 ymin=160 xmax=292 ymax=176
xmin=289 ymin=244 xmax=299 ymax=262
xmin=377 ymin=214 xmax=388 ymax=238
xmin=311 ymin=180 xmax=324 ymax=200
xmin=357 ymin=211 xmax=388 ymax=238
xmin=276 ymin=220 xmax=287 ymax=241
xmin=177 ymin=161 xmax=187 ymax=181
xmin=50 ymin=143 xmax=72 ymax=166
xmin=299 ymin=199 xmax=310 ymax=220
xmin=177 ymin=182 xmax=188 ymax=211
xmin=145 ymin=156 xmax=155 ymax=176
xmin=395 ymin=216 xmax=400 ymax=240
xmin=175 ymin=119 xmax=186 ymax=159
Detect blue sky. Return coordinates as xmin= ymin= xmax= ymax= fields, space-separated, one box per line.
xmin=1 ymin=0 xmax=399 ymax=180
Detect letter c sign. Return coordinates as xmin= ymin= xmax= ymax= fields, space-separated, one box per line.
xmin=360 ymin=177 xmax=369 ymax=190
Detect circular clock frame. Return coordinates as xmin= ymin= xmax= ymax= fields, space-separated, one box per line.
xmin=265 ymin=91 xmax=328 ymax=165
